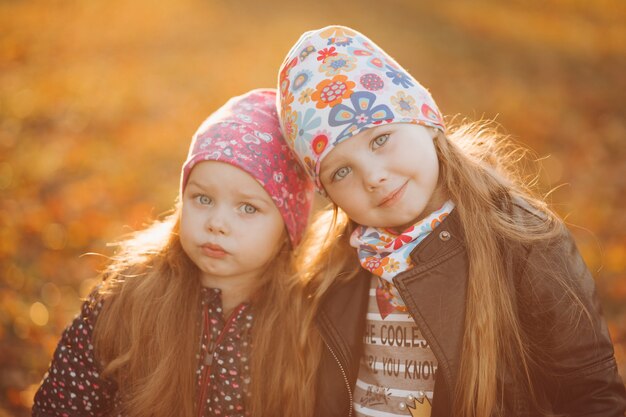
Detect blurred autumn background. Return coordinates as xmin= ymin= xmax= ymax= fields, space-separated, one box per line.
xmin=1 ymin=0 xmax=625 ymax=415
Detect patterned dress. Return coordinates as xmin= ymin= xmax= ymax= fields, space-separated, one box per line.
xmin=32 ymin=287 xmax=253 ymax=417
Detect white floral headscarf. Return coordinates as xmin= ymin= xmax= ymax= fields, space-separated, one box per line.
xmin=276 ymin=25 xmax=445 ymax=191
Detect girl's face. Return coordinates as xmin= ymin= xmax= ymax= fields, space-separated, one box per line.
xmin=320 ymin=124 xmax=447 ymax=231
xmin=180 ymin=161 xmax=286 ymax=287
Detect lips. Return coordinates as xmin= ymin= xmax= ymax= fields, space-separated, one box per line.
xmin=201 ymin=243 xmax=229 ymax=259
xmin=377 ymin=181 xmax=408 ymax=208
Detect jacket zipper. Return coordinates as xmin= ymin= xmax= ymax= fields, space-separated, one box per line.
xmin=323 ymin=339 xmax=353 ymax=417
xmin=197 ymin=303 xmax=247 ymax=417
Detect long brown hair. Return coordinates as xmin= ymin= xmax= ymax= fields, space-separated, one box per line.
xmin=91 ymin=204 xmax=321 ymax=417
xmin=297 ymin=120 xmax=584 ymax=417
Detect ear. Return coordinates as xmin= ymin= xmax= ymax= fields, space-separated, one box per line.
xmin=283 ymin=235 xmax=293 ymax=252
xmin=279 ymin=232 xmax=291 ymax=254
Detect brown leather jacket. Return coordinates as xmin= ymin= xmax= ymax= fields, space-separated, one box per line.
xmin=314 ymin=201 xmax=626 ymax=417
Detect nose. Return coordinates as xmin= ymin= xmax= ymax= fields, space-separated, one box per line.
xmin=205 ymin=208 xmax=229 ymax=235
xmin=361 ymin=165 xmax=387 ymax=192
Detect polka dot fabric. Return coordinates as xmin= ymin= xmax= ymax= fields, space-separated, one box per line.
xmin=276 ymin=25 xmax=446 ymax=191
xmin=33 ymin=288 xmax=254 ymax=417
xmin=196 ymin=287 xmax=252 ymax=417
xmin=32 ymin=292 xmax=119 ymax=416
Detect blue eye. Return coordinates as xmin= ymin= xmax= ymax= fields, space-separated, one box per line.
xmin=372 ymin=134 xmax=389 ymax=150
xmin=332 ymin=166 xmax=352 ymax=182
xmin=240 ymin=204 xmax=258 ymax=214
xmin=195 ymin=194 xmax=212 ymax=205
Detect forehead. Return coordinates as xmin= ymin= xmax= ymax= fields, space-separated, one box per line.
xmin=188 ymin=161 xmax=269 ymax=197
xmin=320 ymin=128 xmax=375 ymax=168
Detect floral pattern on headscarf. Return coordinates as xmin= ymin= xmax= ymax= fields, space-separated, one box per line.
xmin=276 ymin=25 xmax=445 ymax=191
xmin=181 ymin=89 xmax=314 ymax=246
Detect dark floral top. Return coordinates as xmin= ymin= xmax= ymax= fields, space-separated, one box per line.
xmin=32 ymin=287 xmax=253 ymax=417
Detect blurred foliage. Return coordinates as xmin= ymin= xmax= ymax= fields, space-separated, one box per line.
xmin=1 ymin=0 xmax=625 ymax=415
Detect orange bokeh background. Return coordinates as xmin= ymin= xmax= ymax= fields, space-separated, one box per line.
xmin=1 ymin=0 xmax=625 ymax=415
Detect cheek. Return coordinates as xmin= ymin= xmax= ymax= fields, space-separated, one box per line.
xmin=246 ymin=213 xmax=285 ymax=247
xmin=179 ymin=217 xmax=193 ymax=244
xmin=178 ymin=224 xmax=194 ymax=258
xmin=423 ymin=149 xmax=440 ymax=186
xmin=327 ymin=183 xmax=363 ymax=208
xmin=401 ymin=142 xmax=439 ymax=183
xmin=265 ymin=216 xmax=287 ymax=248
xmin=246 ymin=218 xmax=286 ymax=263
xmin=180 ymin=208 xmax=196 ymax=233
xmin=179 ymin=206 xmax=203 ymax=242
xmin=328 ymin=189 xmax=371 ymax=222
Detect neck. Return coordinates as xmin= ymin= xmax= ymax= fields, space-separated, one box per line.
xmin=200 ymin=274 xmax=257 ymax=317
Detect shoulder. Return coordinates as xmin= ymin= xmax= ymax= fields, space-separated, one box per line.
xmin=57 ymin=289 xmax=107 ymax=349
xmin=505 ymin=195 xmax=568 ymax=253
xmin=319 ymin=267 xmax=370 ymax=313
xmin=509 ymin=195 xmax=554 ymax=229
xmin=499 ymin=196 xmax=594 ymax=293
xmin=77 ymin=284 xmax=113 ymax=328
xmin=504 ymin=197 xmax=596 ymax=309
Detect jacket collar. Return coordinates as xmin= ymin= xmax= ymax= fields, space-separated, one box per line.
xmin=315 ymin=208 xmax=468 ymax=415
xmin=393 ymin=208 xmax=467 ymax=399
xmin=408 ymin=207 xmax=465 ymax=265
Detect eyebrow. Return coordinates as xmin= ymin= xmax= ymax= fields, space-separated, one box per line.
xmin=236 ymin=191 xmax=271 ymax=205
xmin=320 ymin=127 xmax=390 ymax=181
xmin=360 ymin=126 xmax=380 ymax=141
xmin=319 ymin=158 xmax=341 ymax=180
xmin=186 ymin=180 xmax=207 ymax=191
xmin=186 ymin=180 xmax=271 ymax=205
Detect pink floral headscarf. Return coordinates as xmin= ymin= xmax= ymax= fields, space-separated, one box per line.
xmin=181 ymin=89 xmax=314 ymax=246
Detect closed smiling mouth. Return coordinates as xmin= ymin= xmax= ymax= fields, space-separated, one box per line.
xmin=377 ymin=181 xmax=408 ymax=207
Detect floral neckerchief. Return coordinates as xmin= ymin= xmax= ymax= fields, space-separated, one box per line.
xmin=349 ymin=201 xmax=455 ymax=318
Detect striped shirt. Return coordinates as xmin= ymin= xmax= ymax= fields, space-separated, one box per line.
xmin=353 ymin=276 xmax=437 ymax=417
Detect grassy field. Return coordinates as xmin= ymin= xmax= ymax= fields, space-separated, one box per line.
xmin=1 ymin=0 xmax=625 ymax=414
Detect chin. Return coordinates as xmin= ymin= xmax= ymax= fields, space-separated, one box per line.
xmin=396 ymin=208 xmax=421 ymax=221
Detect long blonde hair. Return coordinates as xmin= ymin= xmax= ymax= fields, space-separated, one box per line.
xmin=91 ymin=204 xmax=321 ymax=417
xmin=297 ymin=120 xmax=579 ymax=417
